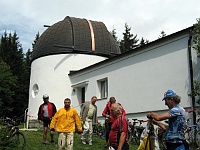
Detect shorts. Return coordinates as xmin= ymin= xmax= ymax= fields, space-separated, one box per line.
xmin=43 ymin=117 xmax=51 ymax=127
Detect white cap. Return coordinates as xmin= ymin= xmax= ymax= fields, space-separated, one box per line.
xmin=43 ymin=94 xmax=49 ymax=99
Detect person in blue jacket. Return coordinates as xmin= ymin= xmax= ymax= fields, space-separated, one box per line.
xmin=147 ymin=89 xmax=187 ymax=150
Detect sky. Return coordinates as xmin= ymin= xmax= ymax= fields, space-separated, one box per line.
xmin=0 ymin=0 xmax=200 ymax=53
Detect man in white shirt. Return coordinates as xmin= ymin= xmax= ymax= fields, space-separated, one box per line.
xmin=80 ymin=96 xmax=98 ymax=145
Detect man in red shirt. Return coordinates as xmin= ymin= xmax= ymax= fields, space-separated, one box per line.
xmin=102 ymin=97 xmax=126 ymax=147
xmin=38 ymin=94 xmax=57 ymax=144
xmin=109 ymin=103 xmax=129 ymax=150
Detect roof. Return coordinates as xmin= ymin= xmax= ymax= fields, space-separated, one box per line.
xmin=69 ymin=26 xmax=192 ymax=76
xmin=31 ymin=16 xmax=121 ymax=61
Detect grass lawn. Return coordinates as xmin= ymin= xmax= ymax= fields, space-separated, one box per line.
xmin=1 ymin=129 xmax=139 ymax=150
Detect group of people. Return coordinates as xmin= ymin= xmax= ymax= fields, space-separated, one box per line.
xmin=38 ymin=88 xmax=188 ymax=150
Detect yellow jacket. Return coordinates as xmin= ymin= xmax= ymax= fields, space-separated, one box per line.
xmin=50 ymin=107 xmax=82 ymax=133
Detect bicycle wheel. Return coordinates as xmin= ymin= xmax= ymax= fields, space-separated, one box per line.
xmin=135 ymin=131 xmax=140 ymax=145
xmin=8 ymin=132 xmax=26 ymax=149
xmin=187 ymin=130 xmax=198 ymax=149
xmin=161 ymin=132 xmax=167 ymax=150
xmin=195 ymin=130 xmax=200 ymax=147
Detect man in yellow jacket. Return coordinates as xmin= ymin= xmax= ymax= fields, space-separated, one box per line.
xmin=50 ymin=98 xmax=82 ymax=150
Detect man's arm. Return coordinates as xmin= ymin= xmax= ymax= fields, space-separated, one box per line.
xmin=52 ymin=103 xmax=57 ymax=115
xmin=80 ymin=103 xmax=85 ymax=118
xmin=74 ymin=109 xmax=83 ymax=132
xmin=102 ymin=104 xmax=109 ymax=117
xmin=153 ymin=120 xmax=168 ymax=130
xmin=118 ymin=132 xmax=126 ymax=150
xmin=50 ymin=111 xmax=58 ymax=130
xmin=37 ymin=105 xmax=41 ymax=120
xmin=148 ymin=111 xmax=170 ymax=121
xmin=147 ymin=111 xmax=170 ymax=130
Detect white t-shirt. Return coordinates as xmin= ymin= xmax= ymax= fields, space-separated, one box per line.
xmin=86 ymin=103 xmax=96 ymax=121
xmin=43 ymin=105 xmax=48 ymax=117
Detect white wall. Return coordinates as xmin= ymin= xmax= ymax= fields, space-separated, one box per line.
xmin=28 ymin=31 xmax=200 ymax=124
xmin=28 ymin=54 xmax=106 ymax=119
xmin=70 ymin=34 xmax=195 ymax=122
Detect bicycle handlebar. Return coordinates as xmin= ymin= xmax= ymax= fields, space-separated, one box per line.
xmin=4 ymin=117 xmax=20 ymax=126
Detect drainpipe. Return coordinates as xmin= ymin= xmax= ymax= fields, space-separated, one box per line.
xmin=188 ymin=31 xmax=196 ymax=125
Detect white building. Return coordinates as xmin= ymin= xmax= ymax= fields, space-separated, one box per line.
xmin=28 ymin=16 xmax=199 ymax=126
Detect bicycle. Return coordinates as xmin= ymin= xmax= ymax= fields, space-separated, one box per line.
xmin=0 ymin=117 xmax=26 ymax=149
xmin=138 ymin=118 xmax=156 ymax=150
xmin=129 ymin=118 xmax=146 ymax=145
xmin=129 ymin=118 xmax=139 ymax=145
xmin=184 ymin=117 xmax=200 ymax=149
xmin=136 ymin=119 xmax=147 ymax=139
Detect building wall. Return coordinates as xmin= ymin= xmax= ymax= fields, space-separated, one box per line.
xmin=70 ymin=33 xmax=196 ymax=122
xmin=28 ymin=54 xmax=107 ymax=119
xmin=28 ymin=29 xmax=200 ymax=125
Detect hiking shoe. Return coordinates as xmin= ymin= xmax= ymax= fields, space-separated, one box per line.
xmin=43 ymin=142 xmax=49 ymax=145
xmin=50 ymin=140 xmax=55 ymax=144
xmin=89 ymin=142 xmax=92 ymax=145
xmin=82 ymin=140 xmax=86 ymax=145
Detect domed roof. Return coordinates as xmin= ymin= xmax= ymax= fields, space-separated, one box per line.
xmin=31 ymin=16 xmax=121 ymax=61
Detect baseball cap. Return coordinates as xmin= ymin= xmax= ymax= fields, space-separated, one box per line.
xmin=43 ymin=94 xmax=49 ymax=99
xmin=162 ymin=89 xmax=176 ymax=100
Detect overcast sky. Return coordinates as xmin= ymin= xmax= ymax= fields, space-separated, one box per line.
xmin=0 ymin=0 xmax=200 ymax=53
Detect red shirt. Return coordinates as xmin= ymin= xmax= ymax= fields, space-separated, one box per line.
xmin=109 ymin=116 xmax=128 ymax=148
xmin=102 ymin=102 xmax=126 ymax=123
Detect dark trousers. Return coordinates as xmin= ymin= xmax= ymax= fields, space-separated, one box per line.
xmin=105 ymin=122 xmax=113 ymax=142
xmin=166 ymin=142 xmax=184 ymax=150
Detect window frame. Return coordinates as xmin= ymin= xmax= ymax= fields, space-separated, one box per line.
xmin=97 ymin=78 xmax=108 ymax=99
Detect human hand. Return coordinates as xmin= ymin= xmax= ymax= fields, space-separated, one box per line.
xmin=50 ymin=128 xmax=55 ymax=134
xmin=187 ymin=108 xmax=196 ymax=113
xmin=152 ymin=120 xmax=159 ymax=126
xmin=106 ymin=114 xmax=110 ymax=118
xmin=96 ymin=122 xmax=100 ymax=125
xmin=146 ymin=113 xmax=152 ymax=119
xmin=77 ymin=130 xmax=83 ymax=134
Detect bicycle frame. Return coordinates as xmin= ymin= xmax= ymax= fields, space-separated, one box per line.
xmin=184 ymin=118 xmax=200 ymax=149
xmin=129 ymin=119 xmax=147 ymax=145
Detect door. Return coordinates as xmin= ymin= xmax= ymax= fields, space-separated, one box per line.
xmin=81 ymin=87 xmax=85 ymax=104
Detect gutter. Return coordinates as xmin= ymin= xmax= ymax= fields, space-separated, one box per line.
xmin=188 ymin=31 xmax=196 ymax=125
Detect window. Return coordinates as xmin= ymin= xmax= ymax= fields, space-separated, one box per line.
xmin=97 ymin=78 xmax=108 ymax=99
xmin=32 ymin=84 xmax=39 ymax=98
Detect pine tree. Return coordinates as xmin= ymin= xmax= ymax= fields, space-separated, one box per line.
xmin=192 ymin=18 xmax=200 ymax=56
xmin=110 ymin=27 xmax=120 ymax=48
xmin=32 ymin=32 xmax=40 ymax=50
xmin=110 ymin=27 xmax=118 ymax=41
xmin=189 ymin=18 xmax=200 ymax=105
xmin=0 ymin=31 xmax=28 ymax=117
xmin=139 ymin=37 xmax=149 ymax=46
xmin=119 ymin=23 xmax=139 ymax=53
xmin=158 ymin=31 xmax=167 ymax=39
xmin=140 ymin=37 xmax=145 ymax=46
xmin=0 ymin=56 xmax=17 ymax=117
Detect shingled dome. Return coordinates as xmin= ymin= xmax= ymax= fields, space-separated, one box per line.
xmin=31 ymin=16 xmax=121 ymax=61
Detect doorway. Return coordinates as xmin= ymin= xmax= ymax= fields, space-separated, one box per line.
xmin=81 ymin=87 xmax=85 ymax=104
